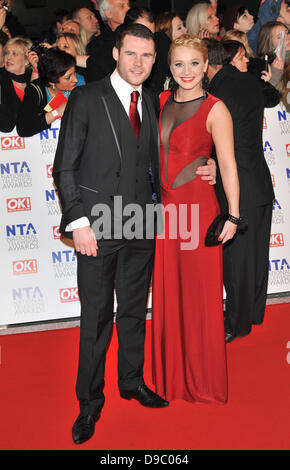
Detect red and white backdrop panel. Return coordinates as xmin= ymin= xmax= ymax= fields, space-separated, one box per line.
xmin=0 ymin=104 xmax=289 ymax=326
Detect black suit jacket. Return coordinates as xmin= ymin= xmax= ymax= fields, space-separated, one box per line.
xmin=0 ymin=68 xmax=22 ymax=132
xmin=85 ymin=26 xmax=116 ymax=83
xmin=209 ymin=65 xmax=275 ymax=211
xmin=53 ymin=75 xmax=161 ymax=238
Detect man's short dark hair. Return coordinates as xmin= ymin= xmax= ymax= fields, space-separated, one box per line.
xmin=115 ymin=23 xmax=155 ymax=51
xmin=203 ymin=38 xmax=228 ymax=66
xmin=124 ymin=7 xmax=155 ymax=25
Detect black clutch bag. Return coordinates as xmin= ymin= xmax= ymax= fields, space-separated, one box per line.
xmin=205 ymin=213 xmax=248 ymax=246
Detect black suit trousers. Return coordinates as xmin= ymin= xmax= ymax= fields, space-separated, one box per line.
xmin=223 ymin=203 xmax=272 ymax=337
xmin=75 ymin=238 xmax=155 ymax=418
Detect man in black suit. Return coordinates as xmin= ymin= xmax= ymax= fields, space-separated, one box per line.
xmin=205 ymin=39 xmax=275 ymax=342
xmin=53 ymin=22 xmax=168 ymax=446
xmin=53 ymin=22 xmax=217 ymax=445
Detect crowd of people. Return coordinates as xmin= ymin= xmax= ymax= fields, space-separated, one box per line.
xmin=0 ymin=0 xmax=289 ymax=446
xmin=0 ymin=0 xmax=289 ymax=135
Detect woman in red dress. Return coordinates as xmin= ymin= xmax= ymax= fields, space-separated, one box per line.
xmin=152 ymin=35 xmax=240 ymax=404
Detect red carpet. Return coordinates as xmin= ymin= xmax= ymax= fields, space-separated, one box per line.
xmin=0 ymin=303 xmax=290 ymax=450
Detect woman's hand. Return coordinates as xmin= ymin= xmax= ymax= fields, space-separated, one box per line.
xmin=2 ymin=24 xmax=11 ymax=38
xmin=271 ymin=56 xmax=284 ymax=70
xmin=218 ymin=220 xmax=237 ymax=244
xmin=198 ymin=28 xmax=211 ymax=39
xmin=41 ymin=42 xmax=54 ymax=49
xmin=55 ymin=101 xmax=67 ymax=118
xmin=26 ymin=50 xmax=39 ymax=70
xmin=261 ymin=64 xmax=272 ymax=82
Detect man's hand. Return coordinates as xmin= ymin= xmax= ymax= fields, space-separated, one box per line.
xmin=0 ymin=7 xmax=6 ymax=30
xmin=196 ymin=157 xmax=216 ymax=185
xmin=73 ymin=226 xmax=98 ymax=257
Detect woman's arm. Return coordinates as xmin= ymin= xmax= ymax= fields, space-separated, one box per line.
xmin=207 ymin=100 xmax=240 ymax=243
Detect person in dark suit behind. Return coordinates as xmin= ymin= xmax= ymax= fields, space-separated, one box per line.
xmin=89 ymin=0 xmax=106 ymax=33
xmin=52 ymin=23 xmax=169 ymax=446
xmin=85 ymin=0 xmax=130 ymax=82
xmin=205 ymin=39 xmax=275 ymax=343
xmin=70 ymin=6 xmax=101 ymax=56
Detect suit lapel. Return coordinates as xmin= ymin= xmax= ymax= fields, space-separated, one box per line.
xmin=100 ymin=77 xmax=128 ymax=162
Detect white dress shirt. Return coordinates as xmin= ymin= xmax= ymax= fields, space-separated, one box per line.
xmin=65 ymin=69 xmax=143 ymax=232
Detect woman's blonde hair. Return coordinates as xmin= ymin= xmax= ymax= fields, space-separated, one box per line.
xmin=56 ymin=32 xmax=86 ymax=56
xmin=3 ymin=37 xmax=33 ymax=68
xmin=222 ymin=29 xmax=254 ymax=58
xmin=186 ymin=3 xmax=209 ymax=35
xmin=4 ymin=36 xmax=32 ymax=55
xmin=168 ymin=34 xmax=208 ymax=64
xmin=62 ymin=19 xmax=88 ymax=49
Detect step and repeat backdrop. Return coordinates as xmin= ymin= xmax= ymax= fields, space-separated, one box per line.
xmin=0 ymin=104 xmax=290 ymax=326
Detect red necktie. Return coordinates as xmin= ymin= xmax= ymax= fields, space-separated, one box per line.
xmin=129 ymin=90 xmax=141 ymax=139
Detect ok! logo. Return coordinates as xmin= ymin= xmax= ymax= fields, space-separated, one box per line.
xmin=1 ymin=136 xmax=25 ymax=151
xmin=12 ymin=259 xmax=38 ymax=275
xmin=59 ymin=287 xmax=79 ymax=303
xmin=270 ymin=233 xmax=284 ymax=248
xmin=7 ymin=197 xmax=31 ymax=212
xmin=46 ymin=164 xmax=53 ymax=178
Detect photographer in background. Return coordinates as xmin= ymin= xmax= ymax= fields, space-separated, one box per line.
xmin=0 ymin=0 xmax=27 ymax=38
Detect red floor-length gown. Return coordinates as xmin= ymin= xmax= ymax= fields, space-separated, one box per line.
xmin=152 ymin=90 xmax=228 ymax=404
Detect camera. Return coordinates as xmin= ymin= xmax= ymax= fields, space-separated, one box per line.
xmin=0 ymin=1 xmax=9 ymax=11
xmin=30 ymin=41 xmax=48 ymax=56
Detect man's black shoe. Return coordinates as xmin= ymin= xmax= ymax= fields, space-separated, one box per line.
xmin=120 ymin=384 xmax=169 ymax=408
xmin=72 ymin=413 xmax=100 ymax=445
